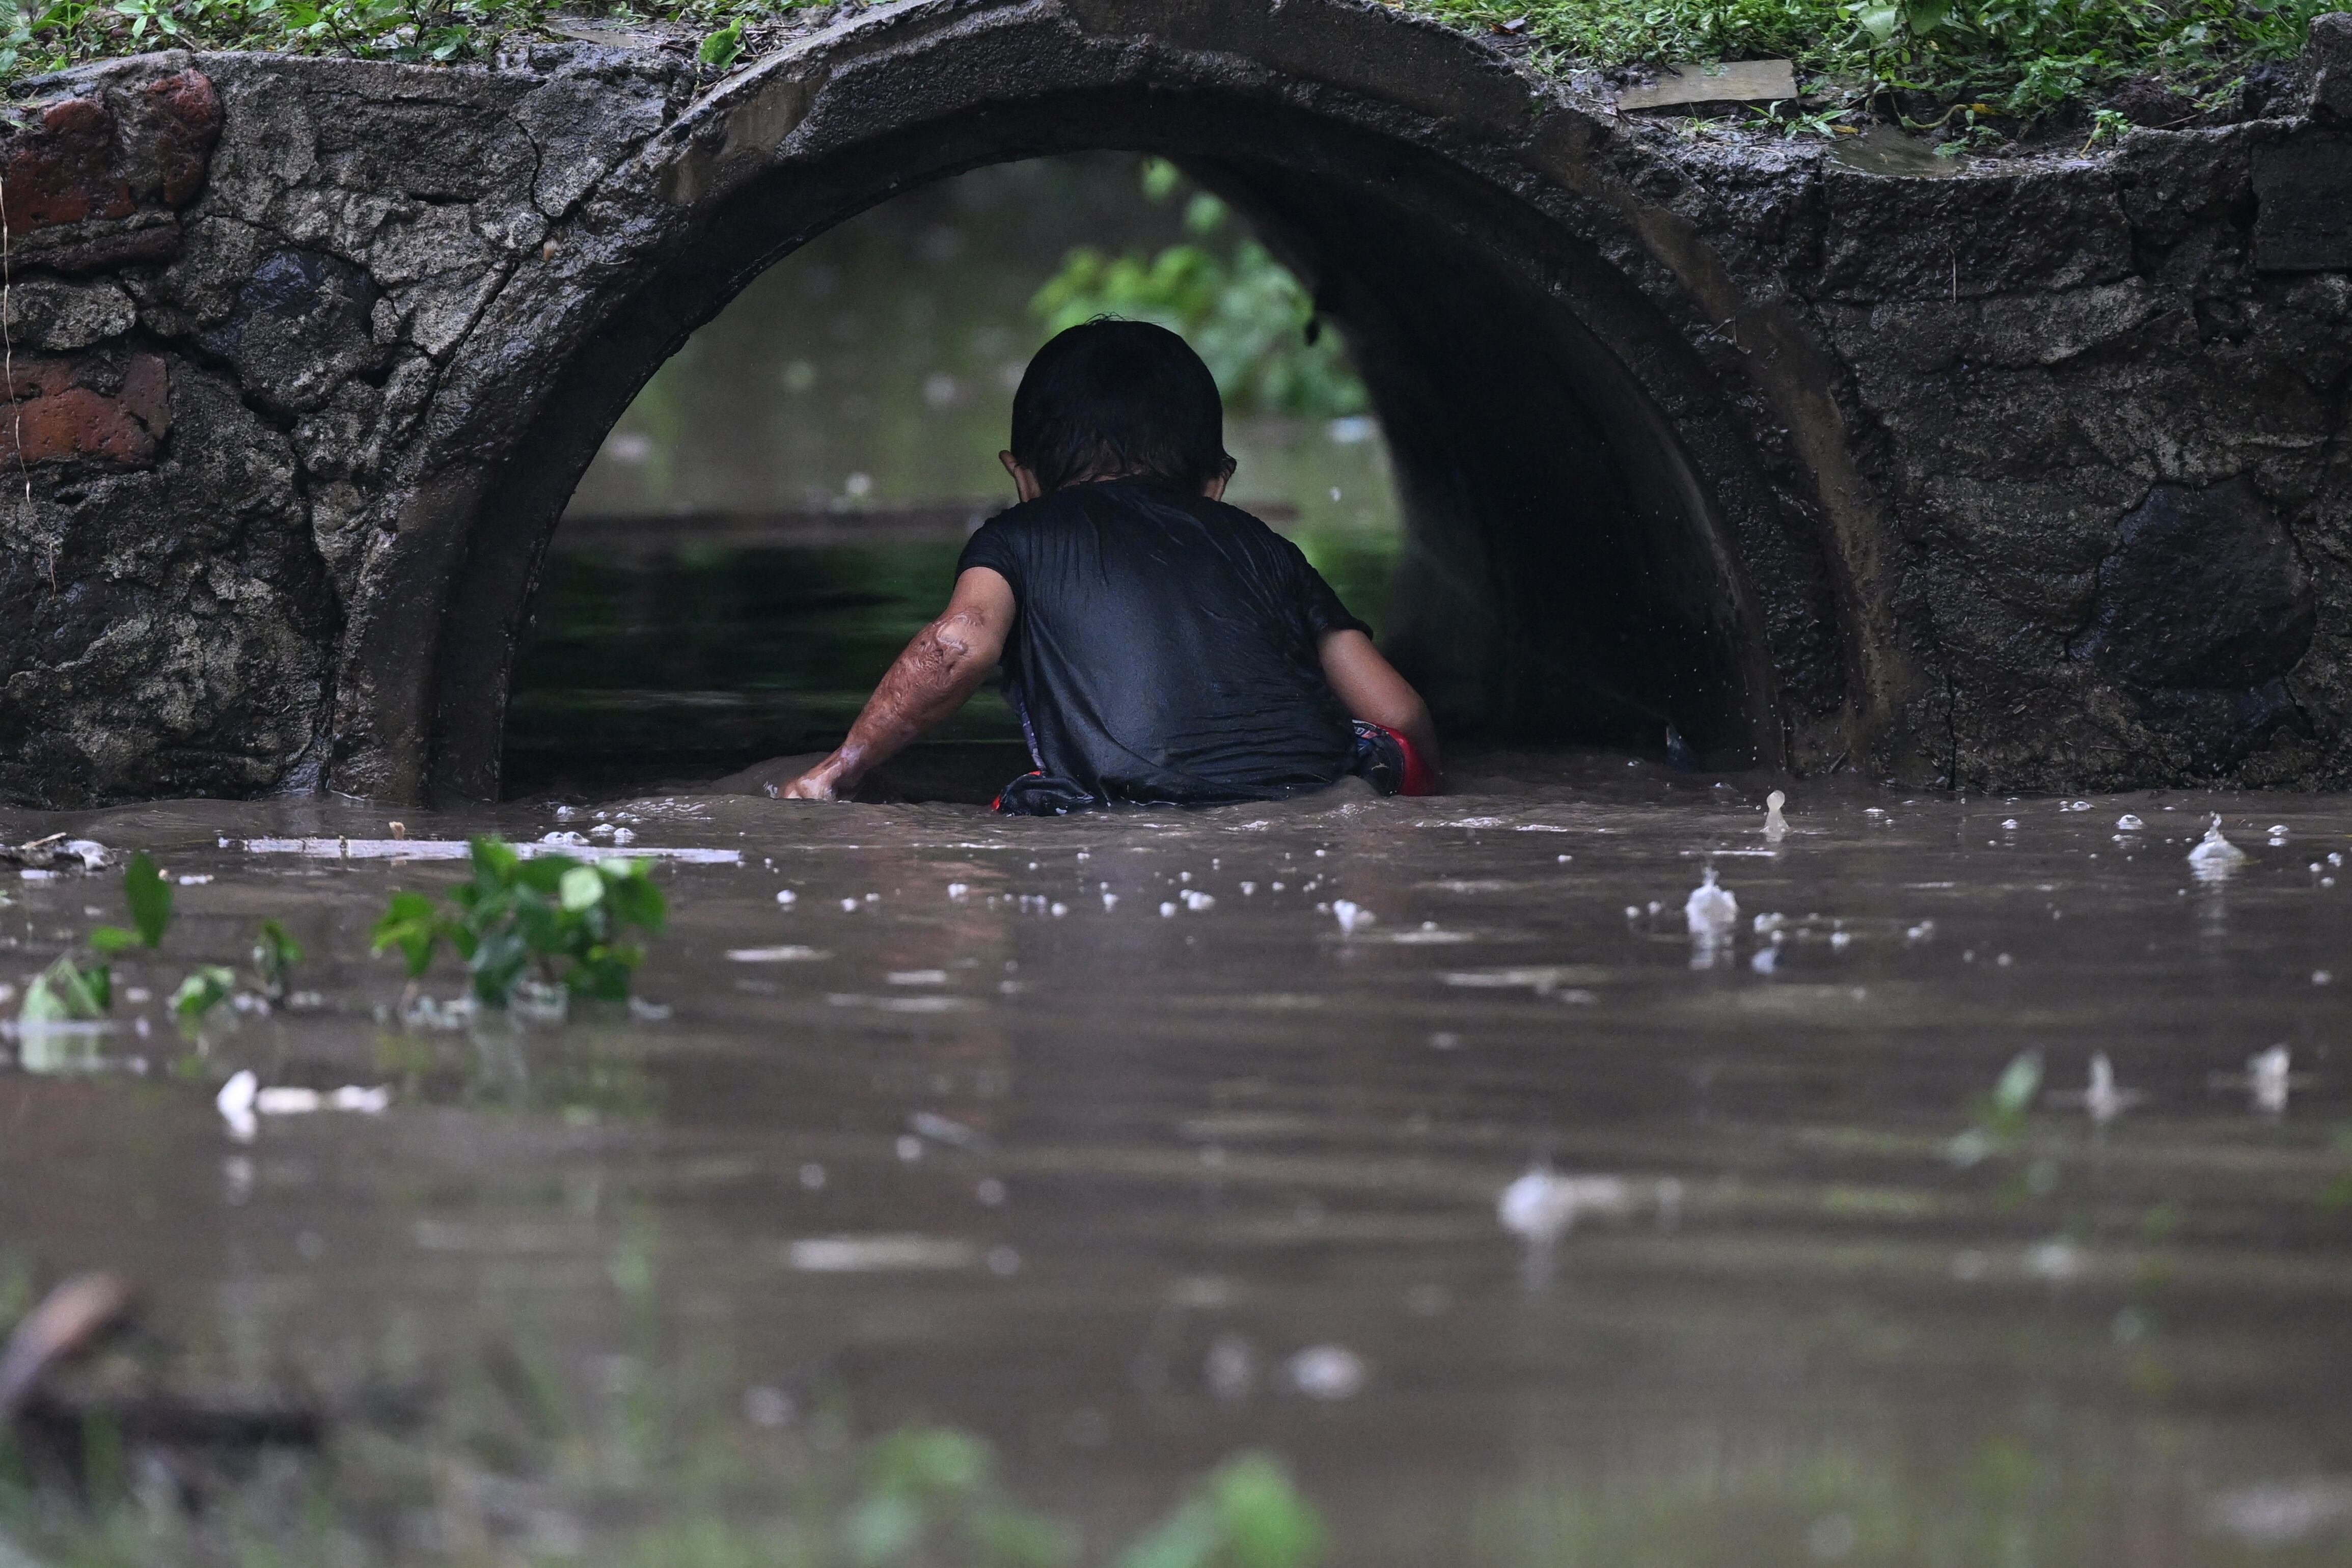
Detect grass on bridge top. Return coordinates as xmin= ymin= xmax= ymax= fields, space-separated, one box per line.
xmin=0 ymin=0 xmax=2328 ymax=143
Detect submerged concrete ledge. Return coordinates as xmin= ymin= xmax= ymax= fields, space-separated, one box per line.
xmin=1 ymin=0 xmax=2349 ymax=806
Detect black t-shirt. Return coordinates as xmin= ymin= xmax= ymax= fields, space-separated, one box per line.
xmin=956 ymin=480 xmax=1370 ymax=805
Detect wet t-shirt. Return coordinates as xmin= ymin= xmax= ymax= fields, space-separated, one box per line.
xmin=956 ymin=480 xmax=1369 ymax=805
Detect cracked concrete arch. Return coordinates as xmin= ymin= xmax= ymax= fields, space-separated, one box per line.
xmin=411 ymin=0 xmax=1881 ymax=804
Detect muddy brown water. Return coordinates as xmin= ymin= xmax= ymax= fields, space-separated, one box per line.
xmin=5 ymin=754 xmax=2352 ymax=1564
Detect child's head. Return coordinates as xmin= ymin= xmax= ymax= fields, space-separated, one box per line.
xmin=1005 ymin=320 xmax=1235 ymax=496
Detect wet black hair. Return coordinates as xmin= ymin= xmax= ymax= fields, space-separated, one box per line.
xmin=1008 ymin=319 xmax=1234 ymax=494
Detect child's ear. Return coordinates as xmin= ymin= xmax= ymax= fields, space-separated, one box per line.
xmin=1000 ymin=451 xmax=1043 ymax=503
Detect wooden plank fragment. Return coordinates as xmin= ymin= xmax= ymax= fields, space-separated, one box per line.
xmin=1616 ymin=60 xmax=1799 ymax=112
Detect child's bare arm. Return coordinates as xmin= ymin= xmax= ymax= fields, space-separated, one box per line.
xmin=775 ymin=568 xmax=1016 ymax=800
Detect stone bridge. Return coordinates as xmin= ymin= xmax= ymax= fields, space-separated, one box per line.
xmin=3 ymin=0 xmax=2350 ymax=806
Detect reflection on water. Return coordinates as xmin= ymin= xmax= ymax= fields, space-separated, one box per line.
xmin=510 ymin=155 xmax=1402 ymax=797
xmin=6 ymin=763 xmax=2352 ymax=1563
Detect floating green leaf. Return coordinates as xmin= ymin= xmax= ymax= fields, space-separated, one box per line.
xmin=171 ymin=965 xmax=236 ymax=1025
xmin=19 ymin=955 xmax=111 ymax=1023
xmin=252 ymin=918 xmax=304 ymax=1001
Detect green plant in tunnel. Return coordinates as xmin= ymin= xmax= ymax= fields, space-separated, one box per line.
xmin=1032 ymin=160 xmax=1369 ymax=421
xmin=371 ymin=837 xmax=667 ymax=1009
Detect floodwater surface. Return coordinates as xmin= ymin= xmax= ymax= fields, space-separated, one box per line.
xmin=4 ymin=758 xmax=2351 ymax=1565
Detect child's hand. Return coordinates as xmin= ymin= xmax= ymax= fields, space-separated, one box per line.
xmin=769 ymin=769 xmax=842 ymax=801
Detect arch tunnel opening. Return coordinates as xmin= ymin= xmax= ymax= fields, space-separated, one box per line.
xmin=453 ymin=94 xmax=1785 ymax=805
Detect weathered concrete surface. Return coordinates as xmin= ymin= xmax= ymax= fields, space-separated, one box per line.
xmin=1 ymin=4 xmax=2349 ymax=805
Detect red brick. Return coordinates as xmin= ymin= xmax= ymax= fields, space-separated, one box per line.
xmin=0 ymin=97 xmax=135 ymax=233
xmin=0 ymin=352 xmax=170 ymax=467
xmin=147 ymin=71 xmax=222 ymax=209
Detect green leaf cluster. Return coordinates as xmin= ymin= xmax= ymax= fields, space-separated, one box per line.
xmin=1032 ymin=162 xmax=1369 ymax=421
xmin=20 ymin=851 xmax=170 ymax=1024
xmin=1412 ymin=0 xmax=2328 ymax=124
xmin=370 ymin=837 xmax=667 ymax=1009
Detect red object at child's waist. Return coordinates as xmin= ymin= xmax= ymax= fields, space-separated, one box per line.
xmin=1365 ymin=723 xmax=1438 ymax=796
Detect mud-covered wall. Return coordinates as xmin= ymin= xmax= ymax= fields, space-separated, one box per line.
xmin=0 ymin=2 xmax=2348 ymax=806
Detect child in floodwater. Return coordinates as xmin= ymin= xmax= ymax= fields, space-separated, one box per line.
xmin=767 ymin=319 xmax=1441 ymax=813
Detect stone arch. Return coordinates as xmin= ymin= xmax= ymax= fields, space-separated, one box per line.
xmin=355 ymin=0 xmax=1899 ymax=804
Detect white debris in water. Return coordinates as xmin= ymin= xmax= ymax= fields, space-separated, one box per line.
xmin=1497 ymin=1167 xmax=1633 ymax=1245
xmin=1239 ymin=882 xmax=1256 ymax=895
xmin=540 ymin=831 xmax=589 ymax=846
xmin=775 ymin=889 xmax=798 ymax=905
xmin=910 ymin=1111 xmax=991 ymax=1152
xmin=1763 ymin=789 xmax=1787 ymax=839
xmin=1683 ymin=866 xmax=1738 ymax=937
xmin=2205 ymin=1477 xmax=2352 ymax=1547
xmin=2086 ymin=1053 xmax=2135 ymax=1121
xmin=2001 ymin=818 xmax=2019 ymax=831
xmin=840 ymin=898 xmax=859 ymax=912
xmin=2251 ymin=1044 xmax=2291 ymax=1114
xmin=1181 ymin=890 xmax=1214 ymax=912
xmin=2187 ymin=815 xmax=2249 ymax=880
xmin=216 ymin=1070 xmax=387 ymax=1140
xmin=2316 ymin=971 xmax=2333 ymax=986
xmin=216 ymin=1071 xmax=259 ymax=1142
xmin=887 ymin=970 xmax=947 ymax=985
xmin=1286 ymin=1345 xmax=1366 ymax=1400
xmin=1051 ymin=902 xmax=1069 ymax=917
xmin=1828 ymin=930 xmax=1852 ymax=950
xmin=1754 ymin=912 xmax=1785 ymax=933
xmin=786 ymin=1235 xmax=977 ymax=1273
xmin=2027 ymin=1238 xmax=2082 ymax=1281
xmin=611 ymin=828 xmax=636 ymax=846
xmin=1160 ymin=901 xmax=1178 ymax=918
xmin=2065 ymin=800 xmax=2092 ymax=811
xmin=728 ymin=946 xmax=829 ymax=962
xmin=1332 ymin=899 xmax=1373 ymax=933
xmin=2116 ymin=813 xmax=2145 ymax=831
xmin=2049 ymin=1053 xmax=2142 ymax=1122
xmin=1749 ymin=947 xmax=1779 ymax=974
xmin=1102 ymin=893 xmax=1119 ymax=911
